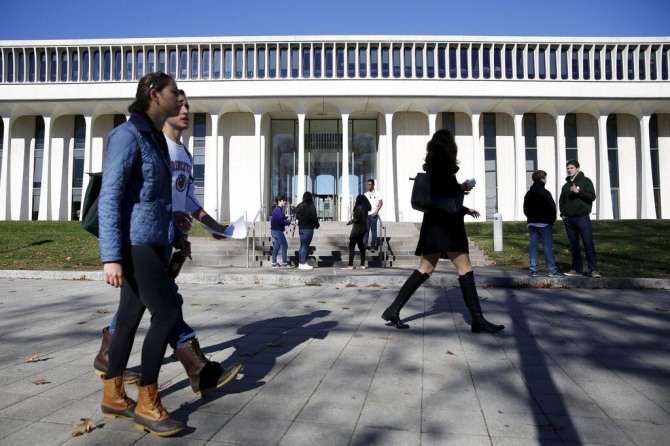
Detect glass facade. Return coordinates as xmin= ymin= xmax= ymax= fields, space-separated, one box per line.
xmin=607 ymin=115 xmax=620 ymax=219
xmin=484 ymin=113 xmax=498 ymax=219
xmin=72 ymin=115 xmax=85 ymax=220
xmin=524 ymin=114 xmax=538 ymax=189
xmin=32 ymin=116 xmax=45 ymax=220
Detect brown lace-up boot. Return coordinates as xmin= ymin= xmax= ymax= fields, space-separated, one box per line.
xmin=134 ymin=383 xmax=185 ymax=437
xmin=93 ymin=326 xmax=140 ymax=384
xmin=101 ymin=375 xmax=136 ymax=420
xmin=173 ymin=338 xmax=243 ymax=397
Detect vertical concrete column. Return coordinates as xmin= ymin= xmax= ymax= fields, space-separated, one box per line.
xmin=383 ymin=112 xmax=395 ymax=221
xmin=639 ymin=114 xmax=655 ymax=218
xmin=513 ymin=113 xmax=525 ymax=220
xmin=428 ymin=112 xmax=436 ymax=140
xmin=0 ymin=117 xmax=10 ymax=219
xmin=297 ymin=113 xmax=306 ymax=200
xmin=555 ymin=114 xmax=567 ymax=196
xmin=38 ymin=116 xmax=52 ymax=220
xmin=596 ymin=114 xmax=613 ymax=219
xmin=80 ymin=115 xmax=93 ymax=221
xmin=205 ymin=113 xmax=219 ymax=220
xmin=340 ymin=112 xmax=350 ymax=220
xmin=471 ymin=113 xmax=486 ymax=214
xmin=254 ymin=113 xmax=264 ymax=218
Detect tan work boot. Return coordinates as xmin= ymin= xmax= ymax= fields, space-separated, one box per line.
xmin=134 ymin=383 xmax=185 ymax=437
xmin=101 ymin=375 xmax=136 ymax=420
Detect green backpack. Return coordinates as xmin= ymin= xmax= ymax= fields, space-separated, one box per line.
xmin=81 ymin=172 xmax=103 ymax=237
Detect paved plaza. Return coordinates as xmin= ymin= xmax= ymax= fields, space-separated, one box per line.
xmin=0 ymin=266 xmax=668 ymax=445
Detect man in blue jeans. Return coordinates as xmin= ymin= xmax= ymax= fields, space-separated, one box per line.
xmin=94 ymin=90 xmax=243 ymax=396
xmin=270 ymin=193 xmax=292 ymax=267
xmin=559 ymin=159 xmax=601 ymax=278
xmin=523 ymin=170 xmax=563 ymax=277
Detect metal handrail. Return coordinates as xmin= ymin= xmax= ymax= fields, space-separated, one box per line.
xmin=377 ymin=216 xmax=388 ymax=268
xmin=246 ymin=207 xmax=265 ymax=268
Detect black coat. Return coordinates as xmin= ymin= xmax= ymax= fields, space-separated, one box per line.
xmin=523 ymin=181 xmax=557 ymax=224
xmin=349 ymin=204 xmax=367 ymax=239
xmin=415 ymin=161 xmax=469 ymax=257
xmin=296 ymin=202 xmax=320 ymax=229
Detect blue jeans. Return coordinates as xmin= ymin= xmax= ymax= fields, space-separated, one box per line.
xmin=364 ymin=215 xmax=378 ymax=247
xmin=109 ymin=280 xmax=196 ymax=350
xmin=271 ymin=229 xmax=288 ymax=264
xmin=563 ymin=215 xmax=598 ymax=274
xmin=528 ymin=224 xmax=558 ymax=274
xmin=298 ymin=228 xmax=314 ymax=264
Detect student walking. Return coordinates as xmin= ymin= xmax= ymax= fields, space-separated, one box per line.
xmin=295 ymin=191 xmax=320 ymax=270
xmin=270 ymin=193 xmax=292 ymax=267
xmin=341 ymin=194 xmax=371 ymax=270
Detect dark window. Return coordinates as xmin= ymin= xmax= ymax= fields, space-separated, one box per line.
xmin=146 ymin=49 xmax=155 ymax=73
xmin=639 ymin=49 xmax=646 ymax=80
xmin=348 ymin=46 xmax=356 ymax=77
xmin=460 ymin=47 xmax=468 ymax=78
xmin=565 ymin=113 xmax=577 ymax=150
xmin=650 ymin=114 xmax=660 ymax=218
xmin=18 ymin=51 xmax=25 ymax=82
xmin=71 ymin=51 xmax=79 ymax=81
xmin=415 ymin=47 xmax=423 ymax=77
xmin=650 ymin=49 xmax=657 ymax=80
xmin=247 ymin=47 xmax=254 ymax=78
xmin=213 ymin=48 xmax=221 ymax=78
xmin=594 ymin=49 xmax=601 ymax=80
xmin=51 ymin=51 xmax=58 ymax=81
xmin=583 ymin=49 xmax=590 ymax=79
xmin=202 ymin=49 xmax=209 ymax=79
xmin=113 ymin=50 xmax=121 ymax=81
xmin=392 ymin=46 xmax=400 ymax=78
xmin=549 ymin=47 xmax=557 ymax=79
xmin=404 ymin=47 xmax=412 ymax=77
xmin=605 ymin=49 xmax=612 ymax=80
xmin=291 ymin=46 xmax=299 ymax=78
xmin=325 ymin=46 xmax=333 ymax=78
xmin=268 ymin=47 xmax=277 ymax=78
xmin=483 ymin=47 xmax=490 ymax=79
xmin=158 ymin=49 xmax=166 ymax=72
xmin=441 ymin=112 xmax=455 ymax=135
xmin=628 ymin=49 xmax=635 ymax=80
xmin=471 ymin=45 xmax=479 ymax=78
xmin=525 ymin=114 xmax=538 ymax=189
xmin=426 ymin=46 xmax=434 ymax=78
xmin=370 ymin=46 xmax=378 ymax=78
xmin=516 ymin=48 xmax=524 ymax=79
xmin=449 ymin=46 xmax=457 ymax=78
xmin=662 ymin=49 xmax=668 ymax=80
xmin=302 ymin=47 xmax=310 ymax=78
xmin=61 ymin=51 xmax=68 ymax=81
xmin=279 ymin=46 xmax=288 ymax=78
xmin=616 ymin=49 xmax=623 ymax=80
xmin=359 ymin=46 xmax=367 ymax=78
xmin=571 ymin=49 xmax=579 ymax=79
xmin=560 ymin=48 xmax=568 ymax=79
xmin=438 ymin=47 xmax=446 ymax=78
xmin=93 ymin=51 xmax=100 ymax=81
xmin=191 ymin=49 xmax=199 ymax=79
xmin=313 ymin=47 xmax=321 ymax=78
xmin=39 ymin=51 xmax=47 ymax=82
xmin=192 ymin=113 xmax=207 ymax=205
xmin=135 ymin=50 xmax=143 ymax=79
xmin=103 ymin=50 xmax=111 ymax=81
xmin=494 ymin=47 xmax=501 ymax=79
xmin=538 ymin=47 xmax=546 ymax=79
xmin=336 ymin=46 xmax=344 ymax=78
xmin=381 ymin=46 xmax=389 ymax=78
xmin=526 ymin=47 xmax=534 ymax=79
xmin=483 ymin=113 xmax=498 ymax=219
xmin=6 ymin=52 xmax=13 ymax=83
xmin=223 ymin=48 xmax=232 ymax=79
xmin=168 ymin=49 xmax=177 ymax=77
xmin=256 ymin=48 xmax=265 ymax=78
xmin=505 ymin=47 xmax=513 ymax=79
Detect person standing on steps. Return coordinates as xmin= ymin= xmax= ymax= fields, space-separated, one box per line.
xmin=270 ymin=193 xmax=293 ymax=268
xmin=381 ymin=129 xmax=505 ymax=334
xmin=95 ymin=89 xmax=242 ymax=405
xmin=341 ymin=194 xmax=371 ymax=270
xmin=295 ymin=191 xmax=320 ymax=270
xmin=363 ymin=179 xmax=383 ymax=252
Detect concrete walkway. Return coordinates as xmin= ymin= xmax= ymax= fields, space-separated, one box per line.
xmin=0 ymin=266 xmax=668 ymax=445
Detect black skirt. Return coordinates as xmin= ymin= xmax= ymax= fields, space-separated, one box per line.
xmin=414 ymin=209 xmax=469 ymax=258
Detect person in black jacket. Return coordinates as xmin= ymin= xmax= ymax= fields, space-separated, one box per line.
xmin=523 ymin=170 xmax=563 ymax=277
xmin=342 ymin=194 xmax=371 ymax=270
xmin=381 ymin=129 xmax=504 ymax=333
xmin=295 ymin=191 xmax=320 ymax=270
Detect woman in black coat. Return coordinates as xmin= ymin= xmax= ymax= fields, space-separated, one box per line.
xmin=381 ymin=129 xmax=504 ymax=333
xmin=342 ymin=194 xmax=371 ymax=270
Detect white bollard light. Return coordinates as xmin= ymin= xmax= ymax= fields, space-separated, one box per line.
xmin=493 ymin=213 xmax=503 ymax=252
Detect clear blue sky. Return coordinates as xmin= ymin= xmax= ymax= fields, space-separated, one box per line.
xmin=1 ymin=0 xmax=669 ymax=40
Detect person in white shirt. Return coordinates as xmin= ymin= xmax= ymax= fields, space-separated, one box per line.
xmin=363 ymin=179 xmax=383 ymax=251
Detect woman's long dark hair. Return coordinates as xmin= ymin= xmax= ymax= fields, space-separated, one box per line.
xmin=423 ymin=129 xmax=459 ymax=174
xmin=301 ymin=191 xmax=314 ymax=205
xmin=354 ymin=194 xmax=371 ymax=212
xmin=128 ymin=72 xmax=173 ymax=113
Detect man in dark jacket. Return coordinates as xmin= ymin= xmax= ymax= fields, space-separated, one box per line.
xmin=523 ymin=170 xmax=563 ymax=277
xmin=558 ymin=159 xmax=601 ymax=278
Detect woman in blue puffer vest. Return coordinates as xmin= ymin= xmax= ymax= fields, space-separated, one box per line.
xmin=97 ymin=72 xmax=186 ymax=437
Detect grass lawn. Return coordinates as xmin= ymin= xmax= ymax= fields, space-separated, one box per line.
xmin=466 ymin=219 xmax=670 ymax=279
xmin=0 ymin=220 xmax=668 ymax=279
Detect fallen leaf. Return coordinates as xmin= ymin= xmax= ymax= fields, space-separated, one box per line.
xmin=190 ymin=303 xmax=201 ymax=307
xmin=345 ymin=283 xmax=357 ymax=287
xmin=342 ymin=306 xmax=351 ymax=310
xmin=77 ymin=321 xmax=87 ymax=324
xmin=96 ymin=309 xmax=109 ymax=314
xmin=33 ymin=378 xmax=50 ymax=385
xmin=69 ymin=418 xmax=94 ymax=437
xmin=318 ymin=300 xmax=327 ymax=303
xmin=25 ymin=352 xmax=42 ymax=363
xmin=446 ymin=350 xmax=456 ymax=355
xmin=379 ymin=336 xmax=392 ymax=340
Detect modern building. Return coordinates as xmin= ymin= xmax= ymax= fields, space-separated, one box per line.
xmin=1 ymin=36 xmax=669 ymax=224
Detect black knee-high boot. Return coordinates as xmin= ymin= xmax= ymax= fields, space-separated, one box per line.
xmin=458 ymin=271 xmax=504 ymax=333
xmin=382 ymin=270 xmax=430 ymax=329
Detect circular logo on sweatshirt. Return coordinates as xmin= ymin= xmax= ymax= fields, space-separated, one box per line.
xmin=176 ymin=173 xmax=188 ymax=193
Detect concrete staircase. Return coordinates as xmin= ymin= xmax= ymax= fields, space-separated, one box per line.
xmin=184 ymin=221 xmax=491 ymax=269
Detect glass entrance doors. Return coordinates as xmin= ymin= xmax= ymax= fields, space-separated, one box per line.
xmin=306 ymin=120 xmax=340 ymax=221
